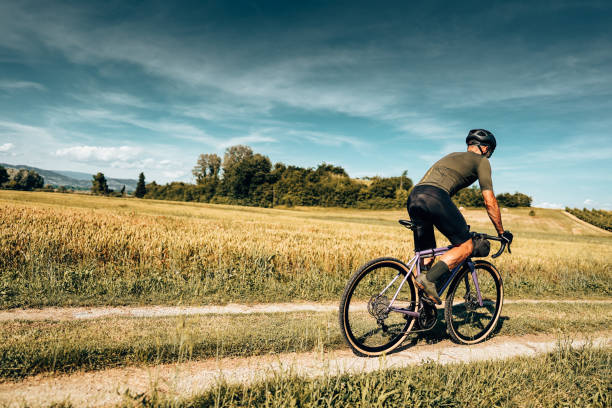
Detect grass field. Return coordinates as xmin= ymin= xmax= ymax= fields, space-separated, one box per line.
xmin=133 ymin=343 xmax=611 ymax=408
xmin=1 ymin=191 xmax=611 ymax=308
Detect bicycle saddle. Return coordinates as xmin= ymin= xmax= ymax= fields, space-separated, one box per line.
xmin=398 ymin=219 xmax=417 ymax=230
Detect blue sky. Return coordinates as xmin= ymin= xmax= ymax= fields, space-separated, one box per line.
xmin=0 ymin=0 xmax=611 ymax=209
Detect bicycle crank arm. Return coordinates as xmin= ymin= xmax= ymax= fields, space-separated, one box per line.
xmin=388 ymin=307 xmax=420 ymax=317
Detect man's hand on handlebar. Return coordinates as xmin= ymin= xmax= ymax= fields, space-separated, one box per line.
xmin=499 ymin=230 xmax=513 ymax=244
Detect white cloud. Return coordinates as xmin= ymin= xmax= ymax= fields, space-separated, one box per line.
xmin=97 ymin=92 xmax=148 ymax=108
xmin=534 ymin=202 xmax=564 ymax=209
xmin=0 ymin=80 xmax=45 ymax=91
xmin=581 ymin=199 xmax=612 ymax=210
xmin=398 ymin=119 xmax=462 ymax=140
xmin=0 ymin=121 xmax=53 ymax=140
xmin=0 ymin=142 xmax=14 ymax=152
xmin=64 ymin=108 xmax=220 ymax=146
xmin=162 ymin=170 xmax=186 ymax=179
xmin=286 ymin=129 xmax=368 ymax=149
xmin=218 ymin=134 xmax=277 ymax=149
xmin=0 ymin=5 xmax=399 ymax=122
xmin=55 ymin=145 xmax=142 ymax=162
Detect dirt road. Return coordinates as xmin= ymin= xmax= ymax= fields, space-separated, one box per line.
xmin=1 ymin=332 xmax=609 ymax=408
xmin=562 ymin=211 xmax=612 ymax=235
xmin=2 ymin=299 xmax=611 ymax=321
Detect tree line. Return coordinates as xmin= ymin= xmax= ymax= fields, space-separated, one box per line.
xmin=90 ymin=172 xmax=144 ymax=198
xmin=453 ymin=186 xmax=532 ymax=208
xmin=137 ymin=145 xmax=532 ymax=209
xmin=143 ymin=145 xmax=412 ymax=208
xmin=565 ymin=207 xmax=612 ymax=231
xmin=0 ymin=166 xmax=44 ymax=191
xmin=0 ymin=147 xmax=533 ymax=209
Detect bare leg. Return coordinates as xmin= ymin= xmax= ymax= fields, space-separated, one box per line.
xmin=422 ymin=257 xmax=434 ymax=268
xmin=439 ymin=238 xmax=473 ymax=269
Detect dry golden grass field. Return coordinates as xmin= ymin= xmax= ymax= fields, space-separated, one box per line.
xmin=0 ymin=190 xmax=611 ymax=407
xmin=0 ymin=190 xmax=610 ymax=308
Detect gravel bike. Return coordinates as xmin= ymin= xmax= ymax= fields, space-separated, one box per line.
xmin=339 ymin=219 xmax=511 ymax=357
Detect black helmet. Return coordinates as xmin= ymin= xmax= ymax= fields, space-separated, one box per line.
xmin=466 ymin=129 xmax=496 ymax=158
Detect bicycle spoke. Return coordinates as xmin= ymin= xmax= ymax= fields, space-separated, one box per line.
xmin=340 ymin=258 xmax=417 ymax=355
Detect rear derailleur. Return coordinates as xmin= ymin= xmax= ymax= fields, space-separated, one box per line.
xmin=368 ymin=295 xmax=391 ymax=333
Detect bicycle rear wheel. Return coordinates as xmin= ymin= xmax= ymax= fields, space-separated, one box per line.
xmin=444 ymin=260 xmax=503 ymax=344
xmin=339 ymin=257 xmax=417 ymax=356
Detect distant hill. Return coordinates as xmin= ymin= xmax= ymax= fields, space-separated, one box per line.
xmin=0 ymin=163 xmax=138 ymax=192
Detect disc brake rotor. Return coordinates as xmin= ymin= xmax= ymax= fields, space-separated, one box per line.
xmin=464 ymin=292 xmax=479 ymax=311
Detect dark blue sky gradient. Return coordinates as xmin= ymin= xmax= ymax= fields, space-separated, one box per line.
xmin=0 ymin=0 xmax=611 ymax=208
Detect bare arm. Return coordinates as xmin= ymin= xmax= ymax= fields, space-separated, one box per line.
xmin=482 ymin=190 xmax=504 ymax=235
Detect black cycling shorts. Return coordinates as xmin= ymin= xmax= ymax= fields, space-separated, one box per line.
xmin=407 ymin=185 xmax=471 ymax=251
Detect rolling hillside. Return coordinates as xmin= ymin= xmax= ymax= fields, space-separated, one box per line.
xmin=0 ymin=163 xmax=137 ymax=191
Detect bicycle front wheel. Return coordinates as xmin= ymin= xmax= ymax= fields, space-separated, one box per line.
xmin=339 ymin=257 xmax=417 ymax=356
xmin=444 ymin=260 xmax=503 ymax=344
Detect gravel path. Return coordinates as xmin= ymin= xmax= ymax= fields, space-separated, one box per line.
xmin=1 ymin=299 xmax=611 ymax=321
xmin=1 ymin=332 xmax=609 ymax=408
xmin=562 ymin=210 xmax=612 ymax=235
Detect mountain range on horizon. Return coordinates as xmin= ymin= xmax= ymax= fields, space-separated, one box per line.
xmin=0 ymin=163 xmax=138 ymax=192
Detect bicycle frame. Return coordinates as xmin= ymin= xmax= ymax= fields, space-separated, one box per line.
xmin=385 ymin=245 xmax=483 ymax=317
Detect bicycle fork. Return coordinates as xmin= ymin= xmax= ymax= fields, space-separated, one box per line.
xmin=467 ymin=260 xmax=484 ymax=307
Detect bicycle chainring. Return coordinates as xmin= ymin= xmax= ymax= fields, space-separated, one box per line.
xmin=417 ymin=300 xmax=437 ymax=331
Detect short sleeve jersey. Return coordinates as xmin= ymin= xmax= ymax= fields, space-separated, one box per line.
xmin=416 ymin=152 xmax=493 ymax=197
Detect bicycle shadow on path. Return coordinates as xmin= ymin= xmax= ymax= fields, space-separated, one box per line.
xmin=388 ymin=310 xmax=510 ymax=356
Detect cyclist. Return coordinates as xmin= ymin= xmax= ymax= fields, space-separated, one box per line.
xmin=408 ymin=129 xmax=513 ymax=304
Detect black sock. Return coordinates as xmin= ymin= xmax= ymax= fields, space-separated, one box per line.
xmin=426 ymin=260 xmax=449 ymax=283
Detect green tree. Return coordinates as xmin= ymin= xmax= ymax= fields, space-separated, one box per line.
xmin=368 ymin=177 xmax=398 ymax=199
xmin=224 ymin=153 xmax=272 ymax=199
xmin=222 ymin=145 xmax=253 ymax=173
xmin=316 ymin=163 xmax=348 ymax=177
xmin=0 ymin=165 xmax=8 ymax=187
xmin=399 ymin=170 xmax=412 ymax=191
xmin=134 ymin=172 xmax=146 ymax=198
xmin=453 ymin=186 xmax=485 ymax=207
xmin=220 ymin=145 xmax=275 ymax=201
xmin=4 ymin=169 xmax=44 ymax=191
xmin=496 ymin=192 xmax=532 ymax=207
xmin=91 ymin=172 xmax=109 ymax=195
xmin=120 ymin=185 xmax=126 ymax=197
xmin=193 ymin=153 xmax=222 ymax=183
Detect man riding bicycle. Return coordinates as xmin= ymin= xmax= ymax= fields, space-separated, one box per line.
xmin=408 ymin=129 xmax=513 ymax=304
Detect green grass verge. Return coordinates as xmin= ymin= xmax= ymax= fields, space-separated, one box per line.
xmin=2 ymin=258 xmax=611 ymax=309
xmin=132 ymin=344 xmax=611 ymax=408
xmin=1 ymin=303 xmax=610 ymax=381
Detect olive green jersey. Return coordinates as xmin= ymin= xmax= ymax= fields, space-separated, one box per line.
xmin=416 ymin=151 xmax=493 ymax=197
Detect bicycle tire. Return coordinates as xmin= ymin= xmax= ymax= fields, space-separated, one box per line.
xmin=339 ymin=257 xmax=417 ymax=356
xmin=444 ymin=260 xmax=503 ymax=345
